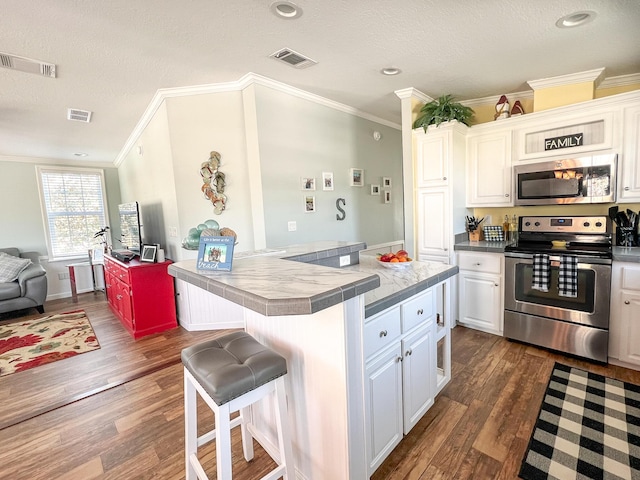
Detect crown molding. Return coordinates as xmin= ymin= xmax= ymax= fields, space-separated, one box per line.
xmin=114 ymin=73 xmax=401 ymax=167
xmin=462 ymin=90 xmax=534 ymax=108
xmin=0 ymin=154 xmax=115 ymax=168
xmin=527 ymin=67 xmax=606 ymax=91
xmin=599 ymin=72 xmax=640 ymax=89
xmin=394 ymin=87 xmax=433 ymax=103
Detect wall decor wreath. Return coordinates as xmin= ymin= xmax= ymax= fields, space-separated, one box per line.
xmin=200 ymin=151 xmax=227 ymax=214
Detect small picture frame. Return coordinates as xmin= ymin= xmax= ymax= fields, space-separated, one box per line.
xmin=384 ymin=190 xmax=392 ymax=204
xmin=301 ymin=177 xmax=316 ymax=191
xmin=140 ymin=244 xmax=157 ymax=263
xmin=350 ymin=168 xmax=364 ymax=187
xmin=383 ymin=177 xmax=392 ymax=188
xmin=304 ymin=195 xmax=316 ymax=213
xmin=197 ymin=236 xmax=235 ymax=271
xmin=371 ymin=184 xmax=380 ymax=195
xmin=322 ymin=172 xmax=334 ymax=191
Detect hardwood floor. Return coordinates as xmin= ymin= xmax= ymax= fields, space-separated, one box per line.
xmin=2 ymin=296 xmax=640 ymax=479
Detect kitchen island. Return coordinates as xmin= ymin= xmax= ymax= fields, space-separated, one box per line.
xmin=169 ymin=241 xmax=458 ymax=479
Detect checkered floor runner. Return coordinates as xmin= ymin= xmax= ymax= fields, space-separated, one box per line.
xmin=520 ymin=363 xmax=640 ymax=480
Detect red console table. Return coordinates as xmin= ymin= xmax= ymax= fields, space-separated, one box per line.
xmin=104 ymin=254 xmax=177 ymax=339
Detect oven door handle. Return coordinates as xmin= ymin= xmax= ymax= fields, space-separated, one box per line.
xmin=504 ymin=252 xmax=612 ymax=265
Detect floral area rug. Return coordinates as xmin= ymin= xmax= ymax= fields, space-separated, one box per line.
xmin=0 ymin=310 xmax=100 ymax=377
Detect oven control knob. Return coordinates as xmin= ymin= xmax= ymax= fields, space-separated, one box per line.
xmin=525 ymin=221 xmax=531 ymax=227
xmin=583 ymin=222 xmax=590 ymax=227
xmin=595 ymin=221 xmax=603 ymax=227
xmin=534 ymin=222 xmax=540 ymax=227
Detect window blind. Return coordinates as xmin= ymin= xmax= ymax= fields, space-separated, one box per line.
xmin=38 ymin=167 xmax=107 ymax=259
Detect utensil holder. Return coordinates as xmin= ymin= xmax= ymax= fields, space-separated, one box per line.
xmin=468 ymin=230 xmax=483 ymax=242
xmin=616 ymin=227 xmax=638 ymax=247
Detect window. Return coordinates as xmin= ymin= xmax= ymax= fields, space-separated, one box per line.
xmin=36 ymin=166 xmax=109 ymax=261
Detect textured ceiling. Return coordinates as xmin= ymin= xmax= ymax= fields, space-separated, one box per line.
xmin=1 ymin=0 xmax=639 ymax=165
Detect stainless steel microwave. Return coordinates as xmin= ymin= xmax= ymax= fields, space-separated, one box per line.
xmin=513 ymin=154 xmax=617 ymax=205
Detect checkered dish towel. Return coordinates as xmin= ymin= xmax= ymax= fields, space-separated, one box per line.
xmin=532 ymin=254 xmax=550 ymax=292
xmin=558 ymin=255 xmax=578 ymax=298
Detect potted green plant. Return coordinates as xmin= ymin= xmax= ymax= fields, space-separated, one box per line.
xmin=413 ymin=94 xmax=474 ymax=131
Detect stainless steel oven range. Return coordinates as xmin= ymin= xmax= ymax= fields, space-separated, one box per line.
xmin=504 ymin=215 xmax=612 ymax=362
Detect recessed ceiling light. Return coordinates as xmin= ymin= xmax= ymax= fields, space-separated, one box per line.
xmin=74 ymin=152 xmax=88 ymax=157
xmin=270 ymin=1 xmax=303 ymax=19
xmin=381 ymin=67 xmax=401 ymax=76
xmin=556 ymin=10 xmax=596 ymax=28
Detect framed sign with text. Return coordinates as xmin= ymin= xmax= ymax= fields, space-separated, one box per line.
xmin=197 ymin=235 xmax=235 ymax=272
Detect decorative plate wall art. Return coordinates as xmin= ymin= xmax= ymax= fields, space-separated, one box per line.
xmin=201 ymin=151 xmax=227 ymax=214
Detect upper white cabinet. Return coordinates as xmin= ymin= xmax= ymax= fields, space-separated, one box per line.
xmin=619 ymin=103 xmax=640 ymax=202
xmin=466 ymin=129 xmax=513 ymax=207
xmin=414 ymin=127 xmax=450 ymax=188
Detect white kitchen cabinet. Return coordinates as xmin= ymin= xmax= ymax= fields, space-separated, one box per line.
xmin=609 ymin=262 xmax=640 ymax=368
xmin=414 ymin=127 xmax=450 ymax=188
xmin=413 ymin=122 xmax=469 ymax=265
xmin=365 ymin=342 xmax=404 ymax=474
xmin=457 ymin=251 xmax=504 ymax=335
xmin=466 ymin=130 xmax=513 ymax=206
xmin=364 ymin=285 xmax=448 ymax=477
xmin=401 ymin=322 xmax=436 ymax=433
xmin=619 ymin=103 xmax=640 ymax=202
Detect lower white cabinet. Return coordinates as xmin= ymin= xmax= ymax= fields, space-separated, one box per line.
xmin=457 ymin=251 xmax=504 ymax=335
xmin=609 ymin=262 xmax=640 ymax=367
xmin=364 ymin=285 xmax=446 ymax=477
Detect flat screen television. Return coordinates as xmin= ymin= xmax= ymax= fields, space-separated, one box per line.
xmin=118 ymin=201 xmax=142 ymax=253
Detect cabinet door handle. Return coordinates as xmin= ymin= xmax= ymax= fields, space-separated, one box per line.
xmin=624 ymin=186 xmax=630 ymax=191
xmin=505 ymin=193 xmax=510 ymax=197
xmin=444 ymin=248 xmax=448 ymax=251
xmin=625 ymin=300 xmax=631 ymax=305
xmin=396 ymin=356 xmax=403 ymax=363
xmin=417 ymin=308 xmax=423 ymax=315
xmin=379 ymin=330 xmax=388 ymax=337
xmin=475 ymin=262 xmax=481 ymax=266
xmin=495 ymin=283 xmax=499 ymax=287
xmin=405 ymin=349 xmax=412 ymax=357
xmin=443 ymin=177 xmax=447 ymax=181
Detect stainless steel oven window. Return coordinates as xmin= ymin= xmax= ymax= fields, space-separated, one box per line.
xmin=514 ymin=263 xmax=595 ymax=313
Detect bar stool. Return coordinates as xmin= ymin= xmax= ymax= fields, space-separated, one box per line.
xmin=181 ymin=331 xmax=295 ymax=480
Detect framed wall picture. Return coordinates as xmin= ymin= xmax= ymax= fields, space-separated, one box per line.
xmin=384 ymin=190 xmax=392 ymax=204
xmin=383 ymin=177 xmax=392 ymax=188
xmin=371 ymin=184 xmax=380 ymax=195
xmin=322 ymin=172 xmax=334 ymax=191
xmin=140 ymin=244 xmax=157 ymax=263
xmin=301 ymin=177 xmax=316 ymax=191
xmin=197 ymin=236 xmax=235 ymax=271
xmin=350 ymin=168 xmax=364 ymax=187
xmin=304 ymin=195 xmax=316 ymax=213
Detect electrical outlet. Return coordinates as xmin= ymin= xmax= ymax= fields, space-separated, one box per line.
xmin=288 ymin=221 xmax=297 ymax=232
xmin=58 ymin=272 xmax=70 ymax=280
xmin=168 ymin=226 xmax=178 ymax=238
xmin=339 ymin=255 xmax=350 ymax=267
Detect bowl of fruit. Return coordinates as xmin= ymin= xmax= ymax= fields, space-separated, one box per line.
xmin=376 ymin=250 xmax=413 ymax=269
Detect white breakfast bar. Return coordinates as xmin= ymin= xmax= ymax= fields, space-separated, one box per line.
xmin=168 ymin=241 xmax=458 ymax=479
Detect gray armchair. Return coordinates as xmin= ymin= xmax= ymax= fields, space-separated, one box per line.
xmin=0 ymin=248 xmax=48 ymax=315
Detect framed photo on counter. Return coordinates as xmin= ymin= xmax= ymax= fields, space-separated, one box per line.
xmin=140 ymin=244 xmax=157 ymax=263
xmin=197 ymin=236 xmax=235 ymax=272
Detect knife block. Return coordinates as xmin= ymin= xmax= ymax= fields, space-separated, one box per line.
xmin=469 ymin=230 xmax=483 ymax=242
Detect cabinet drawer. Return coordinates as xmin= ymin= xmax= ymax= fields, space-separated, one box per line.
xmin=621 ymin=266 xmax=640 ymax=292
xmin=364 ymin=307 xmax=401 ymax=359
xmin=457 ymin=252 xmax=502 ymax=274
xmin=401 ymin=289 xmax=434 ymax=333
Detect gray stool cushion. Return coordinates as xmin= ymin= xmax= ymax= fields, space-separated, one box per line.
xmin=181 ymin=331 xmax=287 ymax=405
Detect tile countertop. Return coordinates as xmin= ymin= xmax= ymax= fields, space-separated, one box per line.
xmin=169 ymin=241 xmax=381 ymax=317
xmin=612 ymin=246 xmax=640 ymax=263
xmin=347 ymin=253 xmax=459 ymax=318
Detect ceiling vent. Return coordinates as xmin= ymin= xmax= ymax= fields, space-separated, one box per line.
xmin=270 ymin=48 xmax=317 ymax=69
xmin=0 ymin=52 xmax=56 ymax=78
xmin=67 ymin=108 xmax=92 ymax=123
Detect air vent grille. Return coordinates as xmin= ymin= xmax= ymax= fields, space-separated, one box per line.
xmin=0 ymin=52 xmax=56 ymax=78
xmin=67 ymin=108 xmax=92 ymax=123
xmin=270 ymin=48 xmax=317 ymax=69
